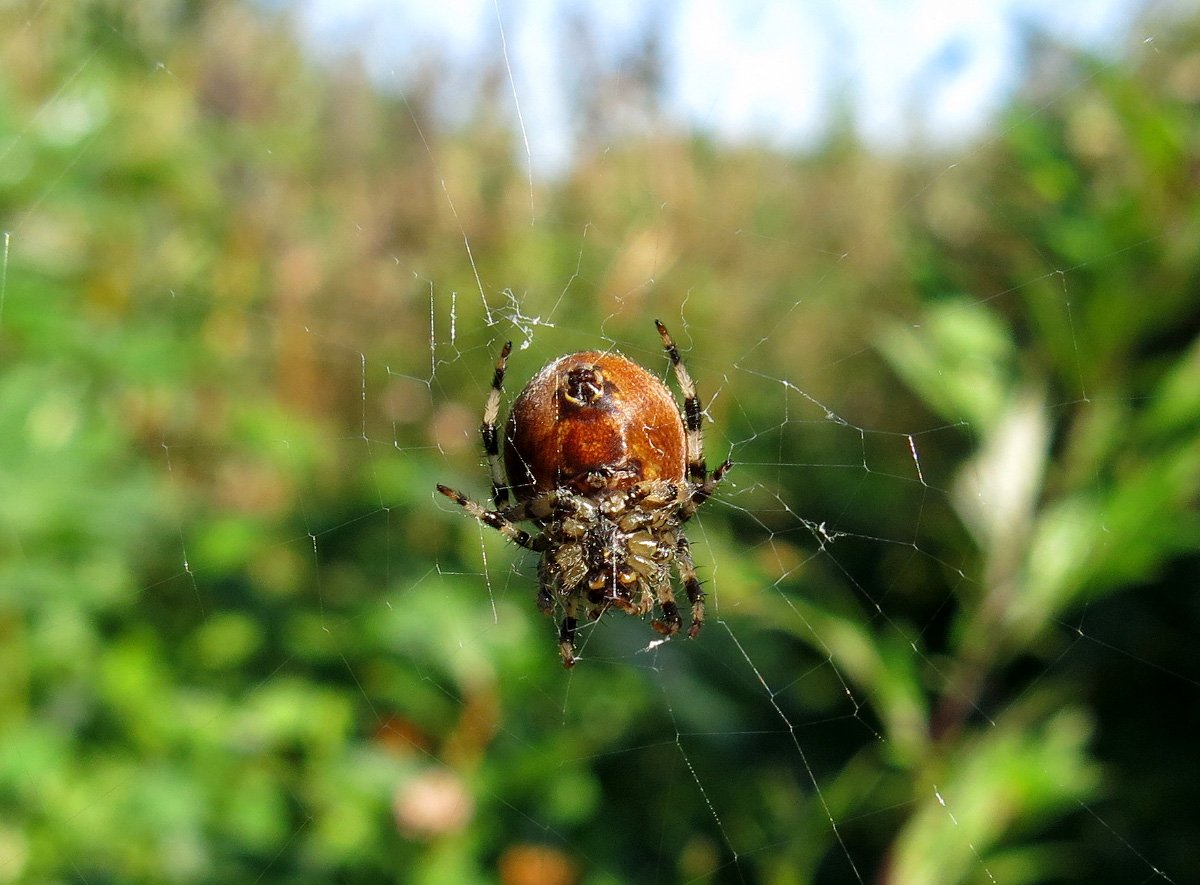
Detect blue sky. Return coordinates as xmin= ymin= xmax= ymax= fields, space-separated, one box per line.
xmin=293 ymin=0 xmax=1144 ymax=171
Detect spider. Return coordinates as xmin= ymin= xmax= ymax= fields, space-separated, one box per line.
xmin=437 ymin=320 xmax=731 ymax=668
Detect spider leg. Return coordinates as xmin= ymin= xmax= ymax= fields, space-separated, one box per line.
xmin=481 ymin=341 xmax=513 ymax=508
xmin=558 ymin=597 xmax=580 ymax=668
xmin=534 ymin=537 xmax=584 ymax=668
xmin=650 ymin=565 xmax=683 ymax=636
xmin=656 ymin=319 xmax=707 ymax=484
xmin=675 ymin=534 xmax=705 ymax=638
xmin=688 ymin=458 xmax=733 ymax=511
xmin=437 ymin=484 xmax=546 ymax=551
xmin=536 ymin=583 xmax=554 ymax=616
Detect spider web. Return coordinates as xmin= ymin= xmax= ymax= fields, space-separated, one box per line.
xmin=1 ymin=1 xmax=1197 ymax=882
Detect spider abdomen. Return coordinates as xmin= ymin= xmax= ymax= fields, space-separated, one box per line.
xmin=503 ymin=351 xmax=687 ymax=501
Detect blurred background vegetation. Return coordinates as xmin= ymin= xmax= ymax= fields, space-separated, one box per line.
xmin=1 ymin=1 xmax=1198 ymax=882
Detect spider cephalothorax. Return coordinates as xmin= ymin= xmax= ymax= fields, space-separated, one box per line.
xmin=438 ymin=321 xmax=730 ymax=667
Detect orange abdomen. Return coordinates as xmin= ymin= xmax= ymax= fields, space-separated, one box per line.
xmin=503 ymin=351 xmax=686 ymax=501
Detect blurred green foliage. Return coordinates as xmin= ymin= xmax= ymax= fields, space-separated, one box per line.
xmin=1 ymin=1 xmax=1198 ymax=882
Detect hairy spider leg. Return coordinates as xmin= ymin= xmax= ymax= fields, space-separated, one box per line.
xmin=436 ymin=484 xmax=547 ymax=552
xmin=674 ymin=534 xmax=705 ymax=637
xmin=655 ymin=319 xmax=707 ymax=483
xmin=656 ymin=320 xmax=732 ymax=511
xmin=686 ymin=457 xmax=734 ymax=514
xmin=650 ymin=565 xmax=684 ymax=637
xmin=558 ymin=597 xmax=580 ymax=668
xmin=534 ymin=545 xmax=581 ymax=668
xmin=481 ymin=341 xmax=513 ymax=508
